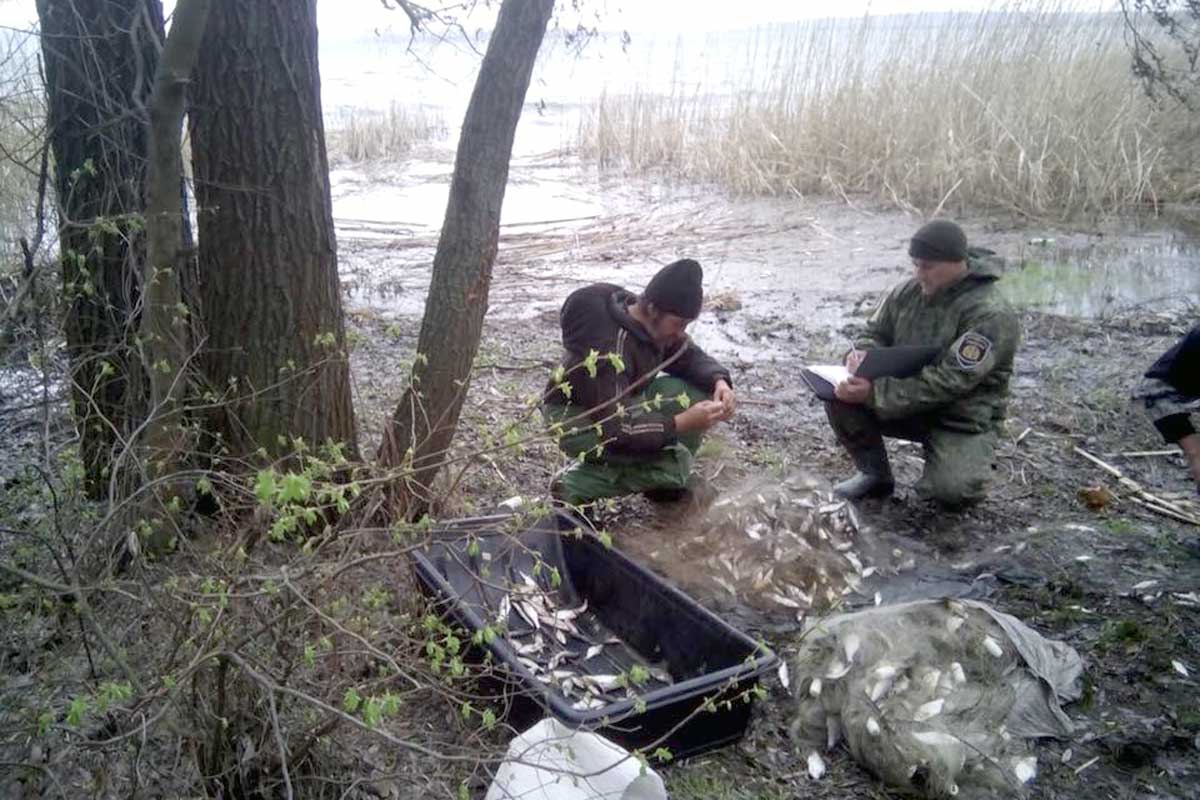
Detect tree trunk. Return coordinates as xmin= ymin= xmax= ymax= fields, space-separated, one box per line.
xmin=141 ymin=0 xmax=210 ymax=487
xmin=37 ymin=0 xmax=167 ymax=497
xmin=379 ymin=0 xmax=555 ymax=517
xmin=189 ymin=0 xmax=357 ymax=462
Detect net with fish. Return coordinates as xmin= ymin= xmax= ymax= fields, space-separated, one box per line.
xmin=677 ymin=472 xmax=875 ymax=621
xmin=789 ymin=599 xmax=1084 ymax=799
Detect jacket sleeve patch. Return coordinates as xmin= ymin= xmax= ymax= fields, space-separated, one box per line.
xmin=955 ymin=331 xmax=992 ymax=371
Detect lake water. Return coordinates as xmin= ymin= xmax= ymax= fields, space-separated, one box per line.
xmin=320 ymin=18 xmax=1200 ymax=325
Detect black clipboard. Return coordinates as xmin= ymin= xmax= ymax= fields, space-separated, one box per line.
xmin=800 ymin=345 xmax=942 ymax=401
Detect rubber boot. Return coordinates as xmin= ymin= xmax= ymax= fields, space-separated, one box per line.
xmin=832 ymin=445 xmax=895 ymax=501
xmin=643 ymin=472 xmax=718 ymax=508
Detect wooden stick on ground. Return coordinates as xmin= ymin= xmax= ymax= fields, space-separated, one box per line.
xmin=1074 ymin=446 xmax=1200 ymax=526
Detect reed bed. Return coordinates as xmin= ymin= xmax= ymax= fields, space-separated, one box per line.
xmin=328 ymin=102 xmax=444 ymax=163
xmin=578 ymin=4 xmax=1200 ymax=219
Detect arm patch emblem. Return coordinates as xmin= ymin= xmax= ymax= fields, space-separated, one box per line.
xmin=955 ymin=331 xmax=992 ymax=371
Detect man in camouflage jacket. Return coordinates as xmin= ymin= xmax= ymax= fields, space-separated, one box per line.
xmin=825 ymin=220 xmax=1020 ymax=507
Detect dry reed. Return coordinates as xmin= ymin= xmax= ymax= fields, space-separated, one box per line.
xmin=328 ymin=102 xmax=445 ymax=164
xmin=578 ymin=4 xmax=1200 ymax=219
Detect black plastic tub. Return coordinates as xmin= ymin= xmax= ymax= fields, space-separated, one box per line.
xmin=410 ymin=510 xmax=777 ymax=759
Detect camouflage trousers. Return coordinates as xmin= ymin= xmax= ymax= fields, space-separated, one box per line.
xmin=541 ymin=376 xmax=709 ymax=506
xmin=825 ymin=400 xmax=998 ymax=507
xmin=1132 ymin=376 xmax=1200 ymax=436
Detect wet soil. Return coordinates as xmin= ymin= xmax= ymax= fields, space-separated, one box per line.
xmin=335 ymin=161 xmax=1200 ymax=799
xmin=2 ymin=155 xmax=1199 ymax=797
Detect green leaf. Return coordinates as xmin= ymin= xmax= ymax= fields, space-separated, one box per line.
xmin=461 ymin=701 xmax=473 ymax=720
xmin=628 ymin=664 xmax=650 ymax=686
xmin=675 ymin=392 xmax=692 ymax=409
xmin=481 ymin=708 xmax=497 ymax=730
xmin=552 ymin=365 xmax=566 ymax=384
xmin=363 ymin=698 xmax=382 ymax=728
xmin=583 ymin=349 xmax=600 ymax=378
xmin=598 ymin=531 xmax=613 ymax=549
xmin=606 ymin=352 xmax=626 ymax=373
xmin=66 ymin=696 xmax=88 ymax=727
xmin=196 ymin=477 xmax=213 ymax=496
xmin=254 ymin=470 xmax=277 ymax=505
xmin=277 ymin=472 xmax=312 ymax=504
xmin=304 ymin=644 xmax=316 ymax=667
xmin=343 ymin=687 xmax=362 ymax=713
xmin=653 ymin=747 xmax=674 ymax=763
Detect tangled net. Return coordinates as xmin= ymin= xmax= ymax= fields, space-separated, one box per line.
xmin=790 ymin=599 xmax=1083 ymax=799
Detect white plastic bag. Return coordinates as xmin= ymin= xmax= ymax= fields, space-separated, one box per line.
xmin=485 ymin=718 xmax=668 ymax=800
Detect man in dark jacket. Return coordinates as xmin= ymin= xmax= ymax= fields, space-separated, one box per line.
xmin=1133 ymin=323 xmax=1200 ymax=494
xmin=825 ymin=220 xmax=1020 ymax=507
xmin=542 ymin=258 xmax=735 ymax=507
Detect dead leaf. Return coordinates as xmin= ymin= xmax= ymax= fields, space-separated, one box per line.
xmin=1077 ymin=485 xmax=1115 ymax=510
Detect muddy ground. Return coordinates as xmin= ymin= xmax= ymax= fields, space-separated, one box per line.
xmin=2 ymin=166 xmax=1198 ymax=798
xmin=338 ymin=178 xmax=1200 ymax=799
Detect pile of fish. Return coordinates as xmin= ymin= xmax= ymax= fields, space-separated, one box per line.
xmin=491 ymin=571 xmax=672 ymax=712
xmin=676 ymin=472 xmax=873 ymax=620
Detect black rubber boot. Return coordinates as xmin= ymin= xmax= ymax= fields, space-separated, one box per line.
xmin=642 ymin=487 xmax=688 ymax=503
xmin=832 ymin=446 xmax=895 ymax=501
xmin=643 ymin=474 xmax=717 ymax=508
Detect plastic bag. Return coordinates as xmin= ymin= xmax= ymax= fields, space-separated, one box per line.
xmin=485 ymin=718 xmax=668 ymax=800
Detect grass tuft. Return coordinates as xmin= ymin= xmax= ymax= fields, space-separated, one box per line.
xmin=328 ymin=102 xmax=444 ymax=164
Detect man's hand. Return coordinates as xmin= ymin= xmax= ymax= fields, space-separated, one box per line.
xmin=713 ymin=379 xmax=736 ymax=421
xmin=834 ymin=376 xmax=873 ymax=405
xmin=675 ymin=400 xmax=726 ymax=434
xmin=845 ymin=349 xmax=866 ymax=374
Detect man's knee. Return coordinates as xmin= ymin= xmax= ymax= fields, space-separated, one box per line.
xmin=922 ymin=474 xmax=987 ymax=508
xmin=921 ymin=433 xmax=996 ymax=507
xmin=824 ymin=400 xmax=881 ymax=445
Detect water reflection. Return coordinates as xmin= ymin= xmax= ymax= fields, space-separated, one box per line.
xmin=1002 ymin=234 xmax=1200 ymax=318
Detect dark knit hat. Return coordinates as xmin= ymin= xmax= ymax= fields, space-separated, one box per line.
xmin=909 ymin=220 xmax=968 ymax=262
xmin=642 ymin=258 xmax=704 ymax=319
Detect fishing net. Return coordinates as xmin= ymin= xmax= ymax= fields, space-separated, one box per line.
xmin=789 ymin=599 xmax=1084 ymax=798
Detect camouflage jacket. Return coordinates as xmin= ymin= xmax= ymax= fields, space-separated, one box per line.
xmin=856 ymin=251 xmax=1020 ymax=434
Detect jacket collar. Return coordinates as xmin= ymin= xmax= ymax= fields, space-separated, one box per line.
xmin=607 ymin=288 xmax=658 ymax=346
